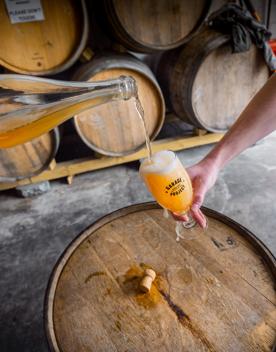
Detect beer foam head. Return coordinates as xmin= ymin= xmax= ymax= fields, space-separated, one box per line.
xmin=139 ymin=150 xmax=177 ymax=174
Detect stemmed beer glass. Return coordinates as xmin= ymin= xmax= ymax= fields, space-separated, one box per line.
xmin=139 ymin=150 xmax=196 ymax=240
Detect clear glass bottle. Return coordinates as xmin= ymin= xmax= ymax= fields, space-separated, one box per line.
xmin=0 ymin=74 xmax=137 ymax=148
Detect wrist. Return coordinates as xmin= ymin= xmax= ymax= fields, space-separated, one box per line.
xmin=201 ymin=140 xmax=232 ymax=171
xmin=200 ymin=150 xmax=224 ymax=172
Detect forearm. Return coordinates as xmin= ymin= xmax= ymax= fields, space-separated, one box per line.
xmin=203 ymin=74 xmax=276 ymax=169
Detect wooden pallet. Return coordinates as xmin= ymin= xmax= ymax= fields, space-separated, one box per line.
xmin=0 ymin=132 xmax=223 ymax=191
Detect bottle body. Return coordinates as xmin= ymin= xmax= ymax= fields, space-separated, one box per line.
xmin=0 ymin=74 xmax=137 ymax=148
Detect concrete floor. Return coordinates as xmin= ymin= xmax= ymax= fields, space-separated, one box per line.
xmin=0 ymin=132 xmax=276 ymax=352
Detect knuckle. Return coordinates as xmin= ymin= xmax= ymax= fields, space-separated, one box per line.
xmin=193 ymin=194 xmax=203 ymax=206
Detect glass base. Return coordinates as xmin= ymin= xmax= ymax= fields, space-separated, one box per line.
xmin=182 ymin=217 xmax=196 ymax=229
xmin=162 ymin=208 xmax=197 ymax=241
xmin=175 ymin=211 xmax=197 ymax=242
xmin=174 ymin=210 xmax=196 ymax=229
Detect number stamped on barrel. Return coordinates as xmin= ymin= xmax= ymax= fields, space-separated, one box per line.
xmin=210 ymin=236 xmax=238 ymax=251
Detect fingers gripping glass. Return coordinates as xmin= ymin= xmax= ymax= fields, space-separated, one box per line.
xmin=139 ymin=151 xmax=196 ymax=238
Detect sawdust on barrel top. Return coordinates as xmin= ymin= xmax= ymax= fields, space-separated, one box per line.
xmin=118 ymin=264 xmax=216 ymax=351
xmin=118 ymin=264 xmax=162 ymax=309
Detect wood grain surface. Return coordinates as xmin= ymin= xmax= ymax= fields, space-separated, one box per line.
xmin=101 ymin=0 xmax=211 ymax=52
xmin=0 ymin=0 xmax=88 ymax=75
xmin=45 ymin=203 xmax=276 ymax=352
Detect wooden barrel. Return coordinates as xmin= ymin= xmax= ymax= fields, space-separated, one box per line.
xmin=0 ymin=128 xmax=59 ymax=182
xmin=0 ymin=0 xmax=88 ymax=75
xmin=99 ymin=0 xmax=212 ymax=52
xmin=45 ymin=202 xmax=276 ymax=352
xmin=157 ymin=29 xmax=270 ymax=132
xmin=72 ymin=54 xmax=165 ymax=156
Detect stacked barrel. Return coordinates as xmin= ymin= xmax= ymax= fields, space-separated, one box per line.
xmin=0 ymin=0 xmax=88 ymax=180
xmin=0 ymin=0 xmax=271 ymax=181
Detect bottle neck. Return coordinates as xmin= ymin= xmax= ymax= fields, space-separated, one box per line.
xmin=79 ymin=75 xmax=137 ymax=103
xmin=0 ymin=74 xmax=138 ymax=113
xmin=0 ymin=74 xmax=137 ymax=99
xmin=117 ymin=75 xmax=137 ymax=100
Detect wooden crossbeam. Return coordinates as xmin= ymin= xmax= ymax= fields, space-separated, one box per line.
xmin=0 ymin=133 xmax=223 ymax=191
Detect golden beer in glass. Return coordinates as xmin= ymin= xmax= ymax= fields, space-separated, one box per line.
xmin=139 ymin=150 xmax=194 ymax=217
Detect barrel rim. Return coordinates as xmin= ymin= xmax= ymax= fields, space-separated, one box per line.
xmin=102 ymin=0 xmax=212 ymax=53
xmin=0 ymin=0 xmax=89 ymax=76
xmin=44 ymin=201 xmax=276 ymax=352
xmin=0 ymin=128 xmax=60 ymax=183
xmin=72 ymin=52 xmax=160 ymax=82
xmin=72 ymin=54 xmax=165 ymax=156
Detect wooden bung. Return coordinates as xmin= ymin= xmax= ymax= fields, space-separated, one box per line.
xmin=45 ymin=203 xmax=276 ymax=352
xmin=157 ymin=29 xmax=270 ymax=132
xmin=0 ymin=0 xmax=88 ymax=75
xmin=99 ymin=0 xmax=212 ymax=52
xmin=140 ymin=269 xmax=156 ymax=293
xmin=73 ymin=54 xmax=165 ymax=156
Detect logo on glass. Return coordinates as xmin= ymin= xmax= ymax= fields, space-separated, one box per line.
xmin=165 ymin=177 xmax=186 ymax=196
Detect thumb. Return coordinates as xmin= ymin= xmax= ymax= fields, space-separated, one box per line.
xmin=190 ymin=178 xmax=208 ymax=228
xmin=192 ymin=176 xmax=208 ymax=208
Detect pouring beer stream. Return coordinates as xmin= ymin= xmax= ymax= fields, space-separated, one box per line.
xmin=134 ymin=87 xmax=197 ymax=237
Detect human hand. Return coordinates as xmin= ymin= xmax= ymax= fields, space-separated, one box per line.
xmin=172 ymin=158 xmax=220 ymax=228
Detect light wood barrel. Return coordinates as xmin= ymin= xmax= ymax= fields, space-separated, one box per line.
xmin=0 ymin=128 xmax=59 ymax=182
xmin=0 ymin=0 xmax=88 ymax=75
xmin=99 ymin=0 xmax=211 ymax=52
xmin=73 ymin=54 xmax=165 ymax=156
xmin=45 ymin=202 xmax=276 ymax=352
xmin=157 ymin=29 xmax=270 ymax=132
